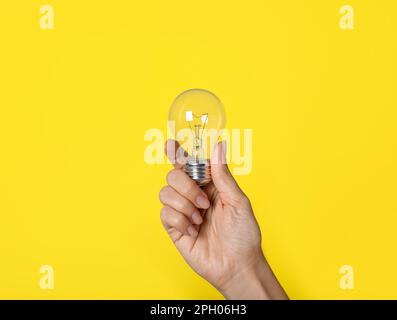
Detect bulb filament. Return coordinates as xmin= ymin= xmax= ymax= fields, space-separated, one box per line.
xmin=187 ymin=112 xmax=208 ymax=160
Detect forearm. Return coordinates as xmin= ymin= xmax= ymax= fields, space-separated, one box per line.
xmin=220 ymin=253 xmax=288 ymax=300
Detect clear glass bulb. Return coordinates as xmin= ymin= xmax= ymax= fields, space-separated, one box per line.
xmin=168 ymin=89 xmax=226 ymax=186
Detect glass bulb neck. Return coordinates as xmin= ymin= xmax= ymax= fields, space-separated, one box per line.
xmin=192 ymin=143 xmax=203 ymax=160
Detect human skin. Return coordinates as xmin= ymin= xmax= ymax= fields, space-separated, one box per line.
xmin=159 ymin=139 xmax=288 ymax=300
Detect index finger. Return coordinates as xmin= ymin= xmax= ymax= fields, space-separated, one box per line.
xmin=166 ymin=168 xmax=210 ymax=209
xmin=165 ymin=139 xmax=188 ymax=169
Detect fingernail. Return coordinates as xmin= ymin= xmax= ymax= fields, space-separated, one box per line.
xmin=196 ymin=195 xmax=210 ymax=209
xmin=187 ymin=225 xmax=198 ymax=237
xmin=221 ymin=140 xmax=227 ymax=164
xmin=192 ymin=212 xmax=203 ymax=225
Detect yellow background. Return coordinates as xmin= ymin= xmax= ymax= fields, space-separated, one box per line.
xmin=0 ymin=0 xmax=396 ymax=299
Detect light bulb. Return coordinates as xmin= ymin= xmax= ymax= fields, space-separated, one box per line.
xmin=168 ymin=89 xmax=226 ymax=186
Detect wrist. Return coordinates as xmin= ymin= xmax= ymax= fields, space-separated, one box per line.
xmin=219 ymin=252 xmax=288 ymax=300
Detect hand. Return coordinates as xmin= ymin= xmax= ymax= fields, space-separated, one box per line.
xmin=159 ymin=140 xmax=288 ymax=299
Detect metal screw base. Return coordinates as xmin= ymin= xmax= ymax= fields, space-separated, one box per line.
xmin=185 ymin=158 xmax=211 ymax=187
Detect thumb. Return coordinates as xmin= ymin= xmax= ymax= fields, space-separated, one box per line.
xmin=210 ymin=140 xmax=245 ymax=202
